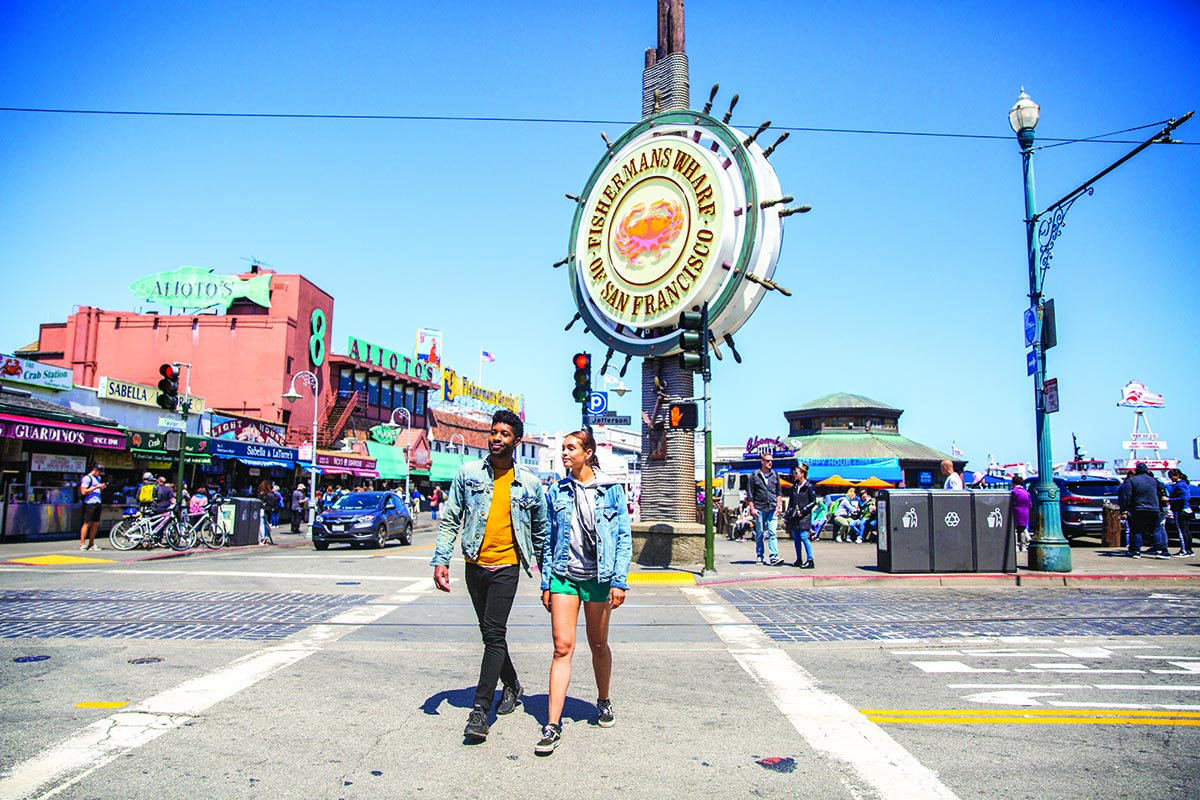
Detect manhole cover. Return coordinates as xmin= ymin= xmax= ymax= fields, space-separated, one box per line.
xmin=14 ymin=655 xmax=51 ymax=663
xmin=128 ymin=657 xmax=163 ymax=665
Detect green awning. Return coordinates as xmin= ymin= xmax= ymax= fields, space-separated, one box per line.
xmin=431 ymin=450 xmax=469 ymax=483
xmin=365 ymin=441 xmax=408 ymax=480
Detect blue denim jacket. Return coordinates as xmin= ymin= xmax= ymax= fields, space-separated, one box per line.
xmin=540 ymin=477 xmax=632 ymax=591
xmin=430 ymin=458 xmax=548 ymax=576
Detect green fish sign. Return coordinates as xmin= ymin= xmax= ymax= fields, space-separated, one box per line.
xmin=130 ymin=266 xmax=272 ymax=311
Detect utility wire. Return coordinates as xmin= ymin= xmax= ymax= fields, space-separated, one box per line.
xmin=0 ymin=105 xmax=1194 ymax=147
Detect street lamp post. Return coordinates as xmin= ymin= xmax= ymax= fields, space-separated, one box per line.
xmin=1009 ymin=90 xmax=1193 ymax=572
xmin=283 ymin=371 xmax=320 ymax=532
xmin=1011 ymin=90 xmax=1071 ymax=573
xmin=448 ymin=433 xmax=465 ymax=465
xmin=386 ymin=407 xmax=412 ymax=511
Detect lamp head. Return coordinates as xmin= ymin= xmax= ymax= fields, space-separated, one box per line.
xmin=282 ymin=387 xmax=302 ymax=404
xmin=1009 ymin=88 xmax=1040 ymax=134
xmin=612 ymin=381 xmax=631 ymax=397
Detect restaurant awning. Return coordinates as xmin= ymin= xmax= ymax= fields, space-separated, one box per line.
xmin=366 ymin=441 xmax=408 ymax=480
xmin=431 ymin=450 xmax=469 ymax=483
xmin=0 ymin=412 xmax=125 ymax=450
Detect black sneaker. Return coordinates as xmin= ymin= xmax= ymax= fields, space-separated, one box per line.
xmin=496 ymin=682 xmax=522 ymax=715
xmin=534 ymin=723 xmax=562 ymax=755
xmin=463 ymin=706 xmax=489 ymax=742
xmin=597 ymin=699 xmax=615 ymax=728
xmin=800 ymin=560 xmax=815 ymax=570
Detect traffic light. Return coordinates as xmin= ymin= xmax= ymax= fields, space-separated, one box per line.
xmin=669 ymin=402 xmax=699 ymax=430
xmin=156 ymin=363 xmax=179 ymax=410
xmin=678 ymin=305 xmax=709 ymax=374
xmin=572 ymin=352 xmax=592 ymax=404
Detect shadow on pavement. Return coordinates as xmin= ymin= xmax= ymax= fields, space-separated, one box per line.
xmin=420 ymin=686 xmax=595 ymax=725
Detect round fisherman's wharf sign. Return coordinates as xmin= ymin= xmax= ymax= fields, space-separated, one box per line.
xmin=579 ymin=136 xmax=730 ymax=329
xmin=568 ymin=109 xmax=790 ymax=357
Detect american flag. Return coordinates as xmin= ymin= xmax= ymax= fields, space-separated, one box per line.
xmin=480 ymin=350 xmax=495 ymax=363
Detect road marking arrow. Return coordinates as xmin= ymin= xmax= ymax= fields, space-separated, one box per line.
xmin=962 ymin=690 xmax=1062 ymax=706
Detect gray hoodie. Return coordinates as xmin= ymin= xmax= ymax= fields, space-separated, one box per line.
xmin=568 ymin=470 xmax=620 ymax=580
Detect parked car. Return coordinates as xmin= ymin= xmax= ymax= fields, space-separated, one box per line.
xmin=312 ymin=491 xmax=413 ymax=551
xmin=1053 ymin=476 xmax=1121 ymax=540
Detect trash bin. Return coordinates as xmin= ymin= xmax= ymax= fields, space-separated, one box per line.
xmin=229 ymin=497 xmax=262 ymax=547
xmin=1101 ymin=503 xmax=1123 ymax=547
xmin=877 ymin=490 xmax=933 ymax=573
xmin=971 ymin=491 xmax=1016 ymax=573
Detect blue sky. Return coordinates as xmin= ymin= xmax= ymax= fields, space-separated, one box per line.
xmin=1 ymin=0 xmax=1197 ymax=471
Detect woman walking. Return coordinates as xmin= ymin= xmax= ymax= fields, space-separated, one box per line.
xmin=1168 ymin=468 xmax=1193 ymax=557
xmin=785 ymin=464 xmax=817 ymax=568
xmin=536 ymin=429 xmax=632 ymax=755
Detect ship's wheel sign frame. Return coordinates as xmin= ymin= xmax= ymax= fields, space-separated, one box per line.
xmin=568 ymin=109 xmax=789 ymax=358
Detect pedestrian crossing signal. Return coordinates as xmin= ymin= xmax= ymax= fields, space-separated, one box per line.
xmin=669 ymin=402 xmax=698 ymax=430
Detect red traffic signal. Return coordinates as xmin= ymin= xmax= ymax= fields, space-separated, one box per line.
xmin=572 ymin=353 xmax=592 ymax=404
xmin=156 ymin=363 xmax=180 ymax=410
xmin=669 ymin=402 xmax=699 ymax=430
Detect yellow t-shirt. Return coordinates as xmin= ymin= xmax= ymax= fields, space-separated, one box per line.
xmin=470 ymin=466 xmax=518 ymax=566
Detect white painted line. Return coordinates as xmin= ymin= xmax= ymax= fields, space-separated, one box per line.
xmin=949 ymin=684 xmax=1090 ymax=690
xmin=1030 ymin=662 xmax=1087 ymax=669
xmin=92 ymin=568 xmax=427 ymax=584
xmin=1094 ymin=685 xmax=1200 ymax=692
xmin=1048 ymin=701 xmax=1149 ymax=710
xmin=1108 ymin=645 xmax=1159 ymax=650
xmin=912 ymin=661 xmax=1007 ymax=674
xmin=1158 ymin=704 xmax=1200 ymax=711
xmin=1136 ymin=655 xmax=1200 ymax=660
xmin=892 ymin=650 xmax=964 ymax=656
xmin=1056 ymin=647 xmax=1113 ymax=659
xmin=683 ymin=586 xmax=961 ymax=800
xmin=1014 ymin=669 xmax=1142 ymax=674
xmin=0 ymin=589 xmax=424 ymax=799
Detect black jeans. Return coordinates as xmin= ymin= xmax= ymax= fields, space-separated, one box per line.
xmin=464 ymin=562 xmax=520 ymax=710
xmin=1128 ymin=510 xmax=1158 ymax=555
xmin=1177 ymin=509 xmax=1192 ymax=553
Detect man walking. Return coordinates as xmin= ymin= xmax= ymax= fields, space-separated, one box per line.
xmin=78 ymin=463 xmax=106 ymax=550
xmin=291 ymin=483 xmax=308 ymax=534
xmin=748 ymin=452 xmax=783 ymax=566
xmin=940 ymin=459 xmax=964 ymax=490
xmin=431 ymin=409 xmax=548 ymax=742
xmin=1119 ymin=462 xmax=1163 ymax=559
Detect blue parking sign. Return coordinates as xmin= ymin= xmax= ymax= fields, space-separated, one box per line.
xmin=1023 ymin=307 xmax=1037 ymax=347
xmin=587 ymin=391 xmax=608 ymax=415
xmin=1026 ymin=349 xmax=1037 ymax=376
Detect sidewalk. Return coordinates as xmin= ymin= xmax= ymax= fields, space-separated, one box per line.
xmin=644 ymin=532 xmax=1200 ymax=588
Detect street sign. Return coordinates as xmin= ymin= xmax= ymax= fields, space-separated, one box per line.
xmin=1044 ymin=378 xmax=1059 ymax=413
xmin=585 ymin=414 xmax=632 ymax=426
xmin=1023 ymin=307 xmax=1037 ymax=347
xmin=587 ymin=391 xmax=608 ymax=415
xmin=1123 ymin=440 xmax=1167 ymax=450
xmin=1026 ymin=349 xmax=1037 ymax=376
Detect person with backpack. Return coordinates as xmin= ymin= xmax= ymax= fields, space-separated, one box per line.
xmin=136 ymin=472 xmax=156 ymax=510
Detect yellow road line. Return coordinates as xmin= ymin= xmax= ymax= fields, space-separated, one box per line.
xmin=865 ymin=716 xmax=1200 ymax=726
xmin=627 ymin=572 xmax=696 ymax=585
xmin=75 ymin=701 xmax=129 ymax=709
xmin=862 ymin=708 xmax=1200 ymax=726
xmin=864 ymin=714 xmax=1200 ymax=719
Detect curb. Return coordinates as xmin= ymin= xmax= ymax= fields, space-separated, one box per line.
xmin=120 ymin=537 xmax=312 ymax=563
xmin=695 ymin=572 xmax=1200 ymax=589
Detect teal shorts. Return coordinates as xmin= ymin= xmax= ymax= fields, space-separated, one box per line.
xmin=549 ymin=572 xmax=612 ymax=603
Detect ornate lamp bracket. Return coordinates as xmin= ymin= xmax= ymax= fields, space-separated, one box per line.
xmin=1035 ymin=186 xmax=1094 ymax=283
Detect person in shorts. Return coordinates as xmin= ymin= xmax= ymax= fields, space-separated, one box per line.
xmin=536 ymin=429 xmax=632 ymax=755
xmin=79 ymin=463 xmax=107 ymax=550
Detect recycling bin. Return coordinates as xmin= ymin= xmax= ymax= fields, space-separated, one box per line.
xmin=971 ymin=491 xmax=1016 ymax=573
xmin=229 ymin=497 xmax=263 ymax=546
xmin=876 ymin=490 xmax=933 ymax=573
xmin=930 ymin=491 xmax=975 ymax=572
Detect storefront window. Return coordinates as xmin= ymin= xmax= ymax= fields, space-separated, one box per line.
xmin=404 ymin=386 xmax=415 ymax=412
xmin=414 ymin=388 xmax=426 ymax=416
xmin=339 ymin=368 xmax=353 ymax=399
xmin=353 ymin=370 xmax=367 ymax=397
xmin=381 ymin=379 xmax=394 ymax=410
xmin=368 ymin=376 xmax=380 ymax=407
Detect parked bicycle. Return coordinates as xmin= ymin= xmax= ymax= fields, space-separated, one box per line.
xmin=109 ymin=507 xmax=185 ymax=551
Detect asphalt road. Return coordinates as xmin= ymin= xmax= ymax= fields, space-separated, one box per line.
xmin=1 ymin=527 xmax=1198 ymax=800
